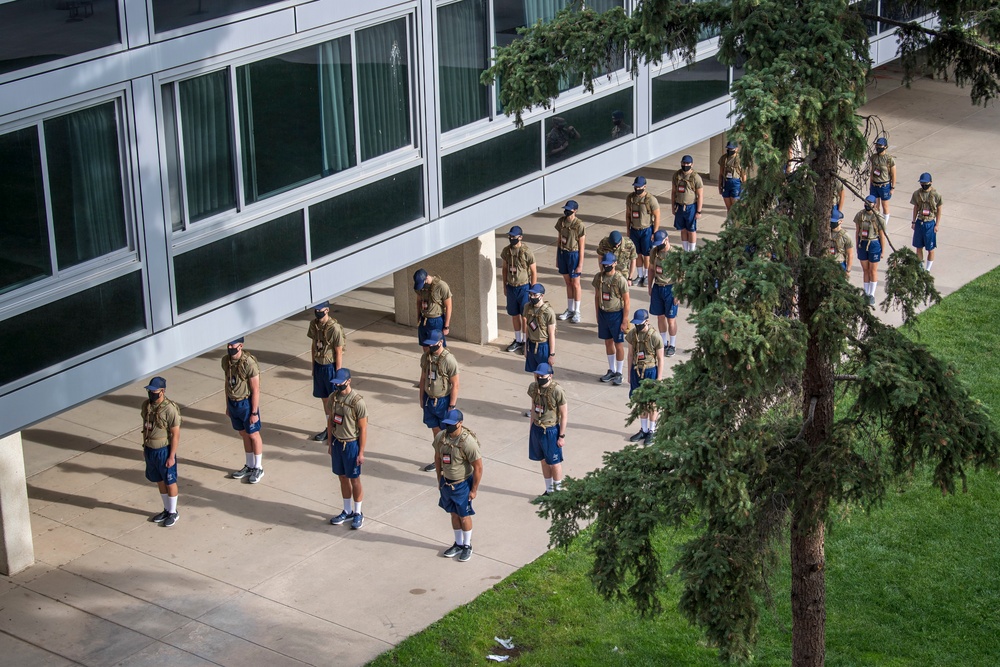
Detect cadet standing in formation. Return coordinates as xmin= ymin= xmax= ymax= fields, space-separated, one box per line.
xmin=326 ymin=369 xmax=367 ymax=530
xmin=829 ymin=209 xmax=853 ymax=278
xmin=413 ymin=268 xmax=452 ymax=349
xmin=717 ymin=141 xmax=746 ymax=212
xmin=526 ymin=363 xmax=568 ymax=495
xmin=223 ymin=337 xmax=265 ymax=484
xmin=140 ymin=377 xmax=181 ymax=527
xmin=855 ymin=195 xmax=887 ymax=305
xmin=597 ymin=230 xmax=637 ymax=285
xmin=672 ymin=154 xmax=704 ymax=251
xmin=522 ymin=283 xmax=557 ymax=373
xmin=625 ymin=176 xmax=660 ymax=286
xmin=554 ymin=199 xmax=586 ymax=324
xmin=501 ymin=225 xmax=537 ymax=353
xmin=308 ymin=301 xmax=346 ymax=442
xmin=594 ymin=251 xmax=631 ymax=385
xmin=419 ymin=329 xmax=460 ymax=471
xmin=647 ymin=230 xmax=679 ymax=356
xmin=625 ymin=310 xmax=664 ymax=445
xmin=434 ymin=410 xmax=483 ymax=562
xmin=869 ymin=137 xmax=896 ymax=225
xmin=910 ymin=172 xmax=943 ymax=272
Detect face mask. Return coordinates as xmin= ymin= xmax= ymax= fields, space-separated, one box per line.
xmin=445 ymin=424 xmax=459 ymax=434
xmin=148 ymin=391 xmax=161 ymax=402
xmin=530 ymin=295 xmax=541 ymax=304
xmin=227 ymin=347 xmax=240 ymax=357
xmin=921 ymin=183 xmax=931 ymax=190
xmin=334 ymin=383 xmax=347 ymax=394
xmin=314 ymin=310 xmax=326 ymax=320
xmin=563 ymin=209 xmax=573 ymax=216
xmin=602 ymin=265 xmax=614 ymax=273
xmin=635 ymin=323 xmax=647 ymax=332
xmin=430 ymin=343 xmax=442 ymax=354
xmin=876 ymin=146 xmax=886 ymax=153
xmin=509 ymin=237 xmax=520 ymax=247
xmin=864 ymin=204 xmax=874 ymax=211
xmin=536 ymin=376 xmax=550 ymax=387
xmin=681 ymin=164 xmax=692 ymax=172
xmin=726 ymin=149 xmax=735 ymax=155
xmin=634 ymin=188 xmax=644 ymax=195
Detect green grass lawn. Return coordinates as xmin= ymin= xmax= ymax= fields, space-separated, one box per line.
xmin=369 ymin=269 xmax=1000 ymax=666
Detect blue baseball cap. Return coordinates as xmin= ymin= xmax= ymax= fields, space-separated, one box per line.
xmin=601 ymin=252 xmax=617 ymax=266
xmin=313 ymin=301 xmax=330 ymax=310
xmin=681 ymin=155 xmax=693 ymax=164
xmin=144 ymin=376 xmax=166 ymax=391
xmin=609 ymin=230 xmax=622 ymax=245
xmin=633 ymin=176 xmax=646 ymax=187
xmin=509 ymin=225 xmax=523 ymax=237
xmin=422 ymin=329 xmax=445 ymax=346
xmin=864 ymin=194 xmax=877 ymax=204
xmin=919 ymin=172 xmax=932 ymax=183
xmin=564 ymin=200 xmax=579 ymax=211
xmin=228 ymin=337 xmax=244 ymax=346
xmin=333 ymin=368 xmax=351 ymax=383
xmin=875 ymin=137 xmax=888 ymax=147
xmin=612 ymin=110 xmax=624 ymax=120
xmin=830 ymin=208 xmax=844 ymax=226
xmin=653 ymin=230 xmax=668 ymax=246
xmin=535 ymin=363 xmax=554 ymax=375
xmin=441 ymin=409 xmax=464 ymax=426
xmin=726 ymin=141 xmax=738 ymax=150
xmin=631 ymin=309 xmax=650 ymax=324
xmin=413 ymin=268 xmax=428 ymax=291
xmin=528 ymin=283 xmax=545 ymax=294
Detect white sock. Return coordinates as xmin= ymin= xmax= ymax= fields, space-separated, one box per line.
xmin=353 ymin=500 xmax=363 ymax=515
xmin=863 ymin=282 xmax=871 ymax=295
xmin=660 ymin=332 xmax=668 ymax=346
xmin=926 ymin=260 xmax=933 ymax=271
xmin=884 ymin=213 xmax=890 ymax=225
xmin=166 ymin=495 xmax=178 ymax=513
xmin=454 ymin=529 xmax=464 ymax=546
xmin=245 ymin=452 xmax=254 ymax=467
xmin=160 ymin=493 xmax=169 ymax=511
xmin=254 ymin=454 xmax=262 ymax=469
xmin=544 ymin=477 xmax=554 ymax=492
xmin=553 ymin=479 xmax=563 ymax=491
xmin=615 ymin=358 xmax=625 ymax=373
xmin=640 ymin=267 xmax=647 ymax=278
xmin=669 ymin=335 xmax=677 ymax=347
xmin=607 ymin=355 xmax=616 ymax=372
xmin=343 ymin=498 xmax=353 ymax=513
xmin=462 ymin=530 xmax=472 ymax=546
xmin=568 ymin=299 xmax=577 ymax=311
xmin=640 ymin=418 xmax=649 ymax=432
xmin=515 ymin=331 xmax=524 ymax=343
xmin=871 ymin=281 xmax=878 ymax=298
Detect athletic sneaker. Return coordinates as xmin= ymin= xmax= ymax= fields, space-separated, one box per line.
xmin=458 ymin=545 xmax=473 ymax=562
xmin=638 ymin=276 xmax=646 ymax=287
xmin=423 ymin=463 xmax=436 ymax=472
xmin=443 ymin=543 xmax=463 ymax=558
xmin=162 ymin=512 xmax=179 ymax=528
xmin=505 ymin=340 xmax=523 ymax=353
xmin=329 ymin=510 xmax=354 ymax=525
xmin=571 ymin=311 xmax=581 ymax=323
xmin=868 ymin=295 xmax=876 ymax=306
xmin=611 ymin=372 xmax=623 ymax=386
xmin=150 ymin=510 xmax=170 ymax=524
xmin=249 ymin=467 xmax=264 ymax=484
xmin=644 ymin=431 xmax=654 ymax=446
xmin=599 ymin=369 xmax=616 ymax=383
xmin=312 ymin=429 xmax=328 ymax=442
xmin=351 ymin=512 xmax=364 ymax=530
xmin=557 ymin=308 xmax=573 ymax=321
xmin=665 ymin=345 xmax=676 ymax=357
xmin=629 ymin=430 xmax=647 ymax=442
xmin=231 ymin=465 xmax=253 ymax=479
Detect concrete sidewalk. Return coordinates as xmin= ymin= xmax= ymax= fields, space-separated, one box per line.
xmin=3 ymin=69 xmax=999 ymax=667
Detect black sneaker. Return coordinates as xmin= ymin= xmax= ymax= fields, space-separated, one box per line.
xmin=611 ymin=372 xmax=623 ymax=386
xmin=312 ymin=429 xmax=328 ymax=442
xmin=599 ymin=370 xmax=616 ymax=383
xmin=643 ymin=431 xmax=654 ymax=446
xmin=665 ymin=345 xmax=676 ymax=357
xmin=629 ymin=430 xmax=647 ymax=442
xmin=443 ymin=543 xmax=463 ymax=558
xmin=150 ymin=510 xmax=170 ymax=524
xmin=231 ymin=464 xmax=253 ymax=479
xmin=162 ymin=512 xmax=179 ymax=528
xmin=638 ymin=276 xmax=646 ymax=287
xmin=505 ymin=339 xmax=521 ymax=352
xmin=458 ymin=545 xmax=473 ymax=562
xmin=423 ymin=463 xmax=436 ymax=472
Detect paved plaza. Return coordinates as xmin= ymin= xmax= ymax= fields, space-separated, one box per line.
xmin=2 ymin=67 xmax=999 ymax=666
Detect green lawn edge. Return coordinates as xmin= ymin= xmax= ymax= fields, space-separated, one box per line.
xmin=369 ymin=269 xmax=1000 ymax=666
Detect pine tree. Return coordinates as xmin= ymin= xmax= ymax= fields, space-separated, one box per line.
xmin=484 ymin=2 xmax=1000 ymax=664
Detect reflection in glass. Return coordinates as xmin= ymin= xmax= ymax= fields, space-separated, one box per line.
xmin=0 ymin=0 xmax=120 ymax=76
xmin=0 ymin=127 xmax=51 ymax=294
xmin=357 ymin=19 xmax=412 ymax=161
xmin=438 ymin=0 xmax=489 ymax=132
xmin=545 ymin=87 xmax=633 ymax=165
xmin=442 ymin=123 xmax=542 ymax=207
xmin=151 ymin=0 xmax=285 ymax=34
xmin=652 ymin=58 xmax=729 ymax=124
xmin=179 ymin=71 xmax=236 ymax=223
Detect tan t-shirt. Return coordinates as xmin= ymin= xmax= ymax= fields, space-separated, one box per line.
xmin=555 ymin=215 xmax=586 ymax=252
xmin=527 ymin=381 xmax=566 ymax=428
xmin=327 ymin=390 xmax=367 ymax=442
xmin=523 ymin=300 xmax=556 ymax=343
xmin=648 ymin=244 xmax=674 ymax=287
xmin=718 ymin=153 xmax=747 ymax=180
xmin=221 ymin=353 xmax=259 ymax=400
xmin=829 ymin=229 xmax=852 ymax=264
xmin=501 ymin=244 xmax=536 ymax=286
xmin=592 ymin=271 xmax=629 ymax=312
xmin=421 ymin=348 xmax=459 ymax=398
xmin=417 ymin=277 xmax=452 ymax=318
xmin=626 ymin=326 xmax=664 ymax=372
xmin=910 ymin=188 xmax=943 ymax=221
xmin=434 ymin=428 xmax=482 ymax=481
xmin=672 ymin=171 xmax=704 ymax=206
xmin=308 ymin=317 xmax=346 ymax=365
xmin=854 ymin=210 xmax=885 ymax=243
xmin=141 ymin=399 xmax=181 ymax=449
xmin=870 ymin=153 xmax=895 ymax=184
xmin=626 ymin=192 xmax=660 ymax=230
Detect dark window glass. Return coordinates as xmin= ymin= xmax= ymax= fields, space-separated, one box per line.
xmin=441 ymin=123 xmax=541 ymax=208
xmin=438 ymin=0 xmax=490 ymax=133
xmin=882 ymin=0 xmax=927 ymax=24
xmin=310 ymin=166 xmax=423 ymax=261
xmin=174 ymin=211 xmax=306 ymax=313
xmin=652 ymin=58 xmax=729 ymax=124
xmin=151 ymin=0 xmax=285 ymax=34
xmin=237 ymin=37 xmax=355 ymax=203
xmin=357 ymin=19 xmax=412 ymax=161
xmin=858 ymin=0 xmax=879 ymax=36
xmin=0 ymin=0 xmax=120 ymax=76
xmin=0 ymin=270 xmax=145 ymax=387
xmin=44 ymin=101 xmax=128 ymax=269
xmin=179 ymin=71 xmax=236 ymax=222
xmin=0 ymin=127 xmax=51 ymax=294
xmin=545 ymin=87 xmax=633 ymax=166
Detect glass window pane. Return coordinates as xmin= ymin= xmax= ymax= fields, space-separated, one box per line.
xmin=0 ymin=0 xmax=121 ymax=76
xmin=174 ymin=211 xmax=306 ymax=313
xmin=151 ymin=0 xmax=285 ymax=34
xmin=442 ymin=123 xmax=541 ymax=207
xmin=179 ymin=71 xmax=236 ymax=222
xmin=0 ymin=271 xmax=145 ymax=388
xmin=161 ymin=85 xmax=184 ymax=233
xmin=652 ymin=58 xmax=729 ymax=124
xmin=545 ymin=87 xmax=633 ymax=166
xmin=357 ymin=19 xmax=412 ymax=161
xmin=237 ymin=38 xmax=356 ymax=203
xmin=0 ymin=127 xmax=51 ymax=294
xmin=310 ymin=166 xmax=423 ymax=260
xmin=44 ymin=101 xmax=128 ymax=269
xmin=438 ymin=0 xmax=489 ymax=133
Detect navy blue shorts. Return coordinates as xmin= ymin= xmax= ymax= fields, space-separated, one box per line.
xmin=528 ymin=423 xmax=563 ymax=465
xmin=629 ymin=366 xmax=658 ymax=399
xmin=557 ymin=249 xmax=581 ymax=277
xmin=649 ymin=284 xmax=678 ymax=318
xmin=144 ymin=446 xmax=177 ymax=485
xmin=312 ymin=362 xmax=336 ymax=399
xmin=673 ymin=203 xmax=697 ymax=232
xmin=439 ymin=476 xmax=476 ymax=517
xmin=505 ymin=283 xmax=530 ymax=316
xmin=422 ymin=395 xmax=450 ymax=429
xmin=524 ymin=340 xmax=550 ymax=373
xmin=227 ymin=398 xmax=262 ymax=434
xmin=857 ymin=240 xmax=882 ymax=263
xmin=912 ymin=220 xmax=937 ymax=251
xmin=629 ymin=226 xmax=654 ymax=256
xmin=870 ymin=182 xmax=892 ymax=200
xmin=418 ymin=316 xmax=446 ymax=347
xmin=331 ymin=438 xmax=361 ymax=478
xmin=722 ymin=178 xmax=742 ymax=199
xmin=597 ymin=309 xmax=625 ymax=343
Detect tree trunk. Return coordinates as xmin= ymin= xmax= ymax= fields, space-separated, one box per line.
xmin=791 ymin=512 xmax=826 ymax=667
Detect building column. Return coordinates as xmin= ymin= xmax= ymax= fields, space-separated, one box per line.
xmin=0 ymin=432 xmax=34 ymax=575
xmin=393 ymin=231 xmax=499 ymax=345
xmin=708 ymin=132 xmax=728 ymax=182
